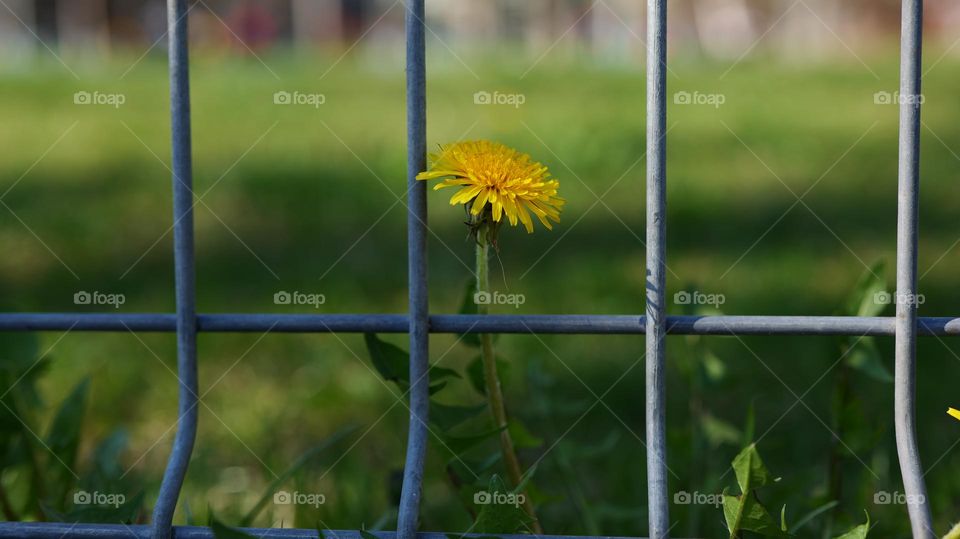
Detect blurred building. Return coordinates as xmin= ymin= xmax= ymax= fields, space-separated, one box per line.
xmin=0 ymin=0 xmax=959 ymax=66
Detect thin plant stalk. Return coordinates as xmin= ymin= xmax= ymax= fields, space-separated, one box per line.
xmin=475 ymin=226 xmax=543 ymax=534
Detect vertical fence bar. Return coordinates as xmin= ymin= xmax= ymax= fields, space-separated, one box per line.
xmin=151 ymin=0 xmax=199 ymax=537
xmin=398 ymin=1 xmax=428 ymax=538
xmin=894 ymin=0 xmax=933 ymax=536
xmin=645 ymin=0 xmax=669 ymax=536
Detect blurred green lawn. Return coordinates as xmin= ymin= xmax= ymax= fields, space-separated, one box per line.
xmin=2 ymin=44 xmax=960 ymax=536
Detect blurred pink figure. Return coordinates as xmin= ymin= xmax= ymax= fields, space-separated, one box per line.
xmin=225 ymin=1 xmax=278 ymax=52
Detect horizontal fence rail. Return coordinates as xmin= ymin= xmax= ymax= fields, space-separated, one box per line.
xmin=1 ymin=524 xmax=644 ymax=539
xmin=0 ymin=313 xmax=958 ymax=336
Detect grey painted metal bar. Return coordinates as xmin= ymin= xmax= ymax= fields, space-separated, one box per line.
xmin=4 ymin=313 xmax=960 ymax=336
xmin=151 ymin=1 xmax=199 ymax=538
xmin=894 ymin=0 xmax=933 ymax=536
xmin=397 ymin=1 xmax=428 ymax=538
xmin=0 ymin=523 xmax=647 ymax=539
xmin=645 ymin=0 xmax=669 ymax=535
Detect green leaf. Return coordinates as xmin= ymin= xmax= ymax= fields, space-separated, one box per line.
xmin=447 ymin=452 xmax=501 ymax=485
xmin=701 ymin=413 xmax=742 ymax=448
xmin=732 ymin=444 xmax=776 ymax=494
xmin=211 ymin=514 xmax=257 ymax=539
xmin=722 ymin=493 xmax=791 ymax=537
xmin=240 ymin=425 xmax=356 ymax=526
xmin=441 ymin=426 xmax=505 ymax=456
xmin=834 ymin=510 xmax=870 ymax=539
xmin=467 ymin=356 xmax=510 ymax=396
xmin=703 ymin=349 xmax=727 ymax=382
xmin=508 ymin=420 xmax=542 ymax=449
xmin=364 ymin=334 xmax=459 ymax=392
xmin=942 ymin=521 xmax=960 ymax=539
xmin=845 ymin=338 xmax=892 ymax=383
xmin=90 ymin=430 xmax=129 ymax=483
xmin=46 ymin=378 xmax=90 ymax=505
xmin=364 ymin=334 xmax=408 ymax=383
xmin=788 ymin=500 xmax=839 ymax=533
xmin=44 ymin=491 xmax=144 ymax=524
xmin=473 ymin=475 xmax=532 ymax=534
xmin=843 ymin=261 xmax=887 ymax=317
xmin=431 ymin=401 xmax=487 ymax=432
xmin=458 ymin=279 xmax=482 ymax=347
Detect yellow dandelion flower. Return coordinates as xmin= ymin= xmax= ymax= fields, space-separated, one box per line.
xmin=416 ymin=140 xmax=564 ymax=233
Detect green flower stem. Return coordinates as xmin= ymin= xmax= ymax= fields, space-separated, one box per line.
xmin=475 ymin=230 xmax=542 ymax=534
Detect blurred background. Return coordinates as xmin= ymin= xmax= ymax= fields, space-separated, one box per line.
xmin=1 ymin=0 xmax=960 ymax=537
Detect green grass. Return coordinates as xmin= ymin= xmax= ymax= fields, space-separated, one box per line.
xmin=2 ymin=45 xmax=960 ymax=536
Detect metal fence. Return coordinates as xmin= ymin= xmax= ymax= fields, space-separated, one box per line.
xmin=0 ymin=0 xmax=937 ymax=538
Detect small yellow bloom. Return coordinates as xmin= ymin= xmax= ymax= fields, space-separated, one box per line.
xmin=416 ymin=140 xmax=564 ymax=233
xmin=948 ymin=407 xmax=960 ymax=422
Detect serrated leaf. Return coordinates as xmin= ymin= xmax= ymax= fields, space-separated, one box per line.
xmin=834 ymin=510 xmax=870 ymax=539
xmin=473 ymin=475 xmax=532 ymax=534
xmin=732 ymin=444 xmax=775 ymax=494
xmin=364 ymin=334 xmax=459 ymax=390
xmin=364 ymin=334 xmax=409 ymax=383
xmin=722 ymin=493 xmax=791 ymax=538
